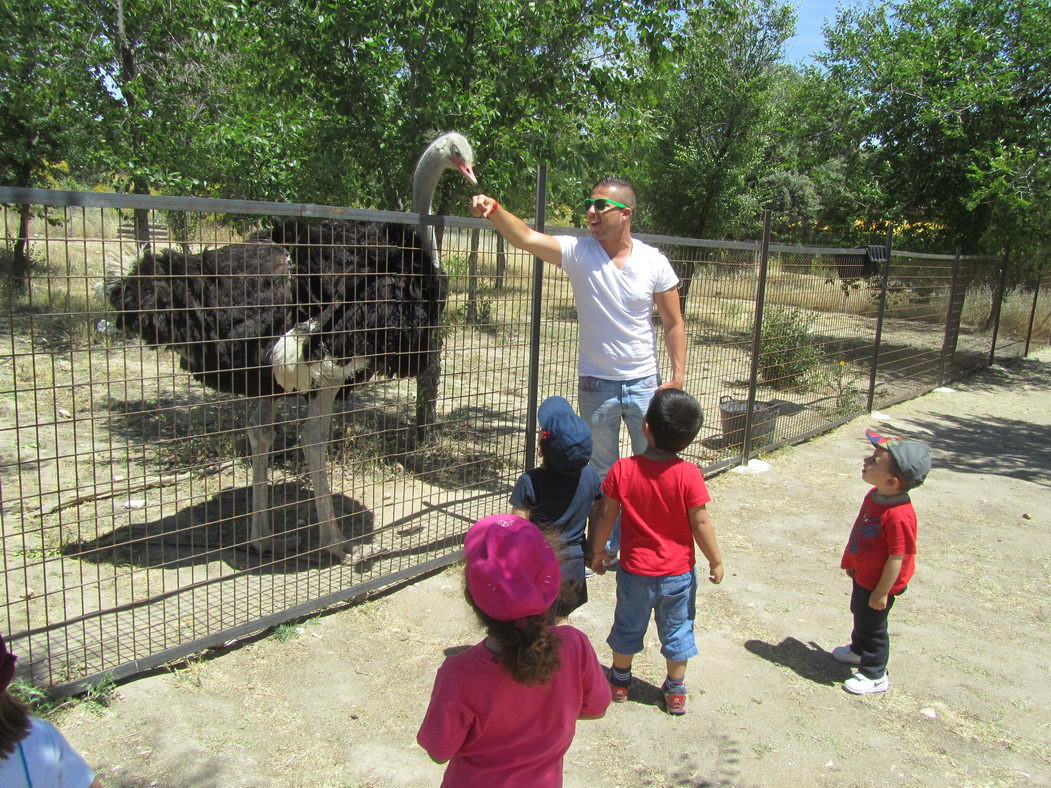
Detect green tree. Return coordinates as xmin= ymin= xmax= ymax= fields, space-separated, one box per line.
xmin=0 ymin=0 xmax=104 ymax=285
xmin=637 ymin=0 xmax=796 ymax=240
xmin=821 ymin=0 xmax=1051 ymax=258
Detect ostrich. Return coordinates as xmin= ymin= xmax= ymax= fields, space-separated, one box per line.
xmin=109 ymin=132 xmax=477 ymax=564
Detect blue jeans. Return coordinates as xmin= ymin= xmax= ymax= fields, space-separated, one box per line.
xmin=607 ymin=567 xmax=698 ymax=662
xmin=578 ymin=374 xmax=659 ymax=554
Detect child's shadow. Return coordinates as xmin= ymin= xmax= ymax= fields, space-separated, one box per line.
xmin=744 ymin=637 xmax=851 ymax=686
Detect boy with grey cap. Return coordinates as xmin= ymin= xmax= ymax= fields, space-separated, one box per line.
xmin=511 ymin=396 xmax=603 ymax=623
xmin=835 ymin=428 xmax=931 ymax=694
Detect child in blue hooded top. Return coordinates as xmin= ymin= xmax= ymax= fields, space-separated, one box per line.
xmin=511 ymin=396 xmax=603 ymax=623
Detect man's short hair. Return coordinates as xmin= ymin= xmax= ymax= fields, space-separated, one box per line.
xmin=591 ymin=176 xmax=636 ymax=208
xmin=646 ymin=389 xmax=703 ymax=453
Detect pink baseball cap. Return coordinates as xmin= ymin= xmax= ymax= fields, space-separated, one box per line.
xmin=464 ymin=514 xmax=561 ymax=621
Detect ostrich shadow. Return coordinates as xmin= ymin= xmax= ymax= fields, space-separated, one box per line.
xmin=744 ymin=637 xmax=849 ymax=686
xmin=99 ymin=394 xmax=519 ymax=494
xmin=61 ymin=482 xmax=378 ymax=574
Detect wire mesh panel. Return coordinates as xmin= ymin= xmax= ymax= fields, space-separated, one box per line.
xmin=658 ymin=239 xmax=764 ymax=468
xmin=0 ymin=193 xmax=543 ymax=689
xmin=991 ymin=268 xmax=1047 ymax=360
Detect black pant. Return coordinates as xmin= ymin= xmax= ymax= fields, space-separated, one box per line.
xmin=850 ymin=580 xmax=902 ymax=679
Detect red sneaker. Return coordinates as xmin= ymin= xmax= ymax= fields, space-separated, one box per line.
xmin=663 ymin=689 xmax=686 ymax=715
xmin=610 ymin=684 xmax=630 ymax=703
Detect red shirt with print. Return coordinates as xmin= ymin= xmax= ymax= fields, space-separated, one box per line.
xmin=841 ymin=488 xmax=918 ymax=594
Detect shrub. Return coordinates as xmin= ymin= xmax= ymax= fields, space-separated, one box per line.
xmin=759 ymin=306 xmax=822 ymax=389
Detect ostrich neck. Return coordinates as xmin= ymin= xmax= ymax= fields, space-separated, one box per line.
xmin=412 ymin=152 xmax=444 ymax=262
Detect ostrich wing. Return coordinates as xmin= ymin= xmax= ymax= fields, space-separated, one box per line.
xmin=109 ymin=242 xmax=295 ymax=398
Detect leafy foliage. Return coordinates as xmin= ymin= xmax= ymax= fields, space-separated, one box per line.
xmin=0 ymin=0 xmax=1047 ymax=272
xmin=759 ymin=306 xmax=822 ymax=389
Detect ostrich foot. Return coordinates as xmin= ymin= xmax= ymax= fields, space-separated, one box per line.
xmin=317 ymin=541 xmax=390 ymax=567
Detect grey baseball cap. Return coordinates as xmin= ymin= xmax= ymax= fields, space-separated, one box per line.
xmin=866 ymin=428 xmax=931 ymax=487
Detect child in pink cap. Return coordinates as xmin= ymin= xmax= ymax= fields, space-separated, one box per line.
xmin=417 ymin=514 xmax=611 ymax=787
xmin=0 ymin=633 xmax=101 ymax=787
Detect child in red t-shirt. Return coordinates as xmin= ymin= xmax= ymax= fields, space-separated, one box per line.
xmin=588 ymin=389 xmax=723 ymax=716
xmin=417 ymin=515 xmax=611 ymax=786
xmin=835 ymin=428 xmax=931 ymax=694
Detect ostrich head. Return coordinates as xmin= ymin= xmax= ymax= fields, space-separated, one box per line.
xmin=413 ymin=131 xmax=477 ymax=261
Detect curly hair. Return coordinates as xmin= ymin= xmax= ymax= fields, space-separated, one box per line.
xmin=465 ymin=590 xmax=562 ymax=686
xmin=0 ymin=690 xmax=31 ymax=758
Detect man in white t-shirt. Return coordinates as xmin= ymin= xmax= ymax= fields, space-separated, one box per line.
xmin=471 ymin=178 xmax=686 ymax=558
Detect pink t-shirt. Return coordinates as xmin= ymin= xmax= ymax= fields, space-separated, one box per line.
xmin=602 ymin=455 xmax=712 ymax=576
xmin=417 ymin=626 xmax=611 ymax=787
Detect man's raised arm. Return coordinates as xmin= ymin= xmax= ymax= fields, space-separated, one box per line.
xmin=471 ymin=195 xmax=563 ymax=267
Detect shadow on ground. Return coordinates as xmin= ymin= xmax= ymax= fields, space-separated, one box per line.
xmin=61 ymin=481 xmax=466 ymax=574
xmin=744 ymin=637 xmax=850 ymax=686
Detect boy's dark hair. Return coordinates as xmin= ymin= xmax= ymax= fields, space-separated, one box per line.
xmin=645 ymin=389 xmax=703 ymax=453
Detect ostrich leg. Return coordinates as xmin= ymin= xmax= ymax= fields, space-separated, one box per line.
xmin=247 ymin=396 xmax=277 ymax=552
xmin=301 ymin=385 xmax=359 ymax=563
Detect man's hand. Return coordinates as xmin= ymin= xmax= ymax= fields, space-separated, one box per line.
xmin=868 ymin=591 xmax=889 ymax=610
xmin=470 ymin=194 xmax=499 ymax=219
xmin=843 ymin=568 xmax=856 ymax=578
xmin=656 ymin=378 xmax=685 ymax=392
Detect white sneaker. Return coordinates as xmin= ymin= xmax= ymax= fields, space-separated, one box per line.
xmin=831 ymin=645 xmax=861 ymax=665
xmin=843 ymin=672 xmax=889 ymax=694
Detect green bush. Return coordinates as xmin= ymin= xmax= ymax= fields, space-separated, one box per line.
xmin=759 ymin=306 xmax=821 ymax=389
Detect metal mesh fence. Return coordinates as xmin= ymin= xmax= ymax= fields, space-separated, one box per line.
xmin=0 ymin=189 xmax=1044 ymax=691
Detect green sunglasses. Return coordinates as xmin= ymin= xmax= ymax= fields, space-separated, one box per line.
xmin=583 ymin=197 xmax=629 ymax=212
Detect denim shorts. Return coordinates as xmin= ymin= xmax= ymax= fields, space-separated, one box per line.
xmin=606 ymin=566 xmax=698 ymax=662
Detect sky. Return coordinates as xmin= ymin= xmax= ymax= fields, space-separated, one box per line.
xmin=783 ymin=0 xmax=860 ymax=63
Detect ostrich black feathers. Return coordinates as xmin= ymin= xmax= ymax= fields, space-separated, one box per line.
xmin=108 ymin=241 xmax=295 ymax=399
xmin=109 ymin=218 xmax=448 ymax=399
xmin=271 ymin=218 xmax=448 ymax=383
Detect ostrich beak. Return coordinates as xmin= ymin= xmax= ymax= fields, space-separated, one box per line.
xmin=451 ymin=157 xmax=478 ymax=185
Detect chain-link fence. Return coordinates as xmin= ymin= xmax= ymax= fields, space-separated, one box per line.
xmin=0 ymin=188 xmax=1045 ymax=692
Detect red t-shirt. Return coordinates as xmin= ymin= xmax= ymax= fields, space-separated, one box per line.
xmin=417 ymin=626 xmax=611 ymax=787
xmin=840 ymin=489 xmax=918 ymax=594
xmin=602 ymin=455 xmax=712 ymax=576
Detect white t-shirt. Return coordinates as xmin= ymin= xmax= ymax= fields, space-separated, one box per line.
xmin=556 ymin=235 xmax=679 ymax=379
xmin=0 ymin=717 xmax=95 ymax=788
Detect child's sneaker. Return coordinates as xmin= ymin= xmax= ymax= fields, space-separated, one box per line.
xmin=831 ymin=645 xmax=862 ymax=665
xmin=662 ymin=687 xmax=687 ymax=715
xmin=610 ymin=683 xmax=630 ymax=703
xmin=843 ymin=672 xmax=889 ymax=694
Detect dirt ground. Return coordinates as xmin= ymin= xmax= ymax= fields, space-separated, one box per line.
xmin=51 ymin=349 xmax=1050 ymax=788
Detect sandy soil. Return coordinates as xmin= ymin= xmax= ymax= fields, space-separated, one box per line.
xmin=52 ymin=349 xmax=1051 ymax=787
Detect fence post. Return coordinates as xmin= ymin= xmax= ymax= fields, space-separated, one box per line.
xmin=988 ymin=255 xmax=1009 ymax=366
xmin=866 ymin=226 xmax=894 ymax=411
xmin=524 ymin=164 xmax=548 ymax=471
xmin=466 ymin=227 xmax=480 ymax=324
xmin=1023 ymin=278 xmax=1041 ymax=357
xmin=741 ymin=210 xmax=772 ymax=465
xmin=938 ymin=248 xmax=962 ymax=386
